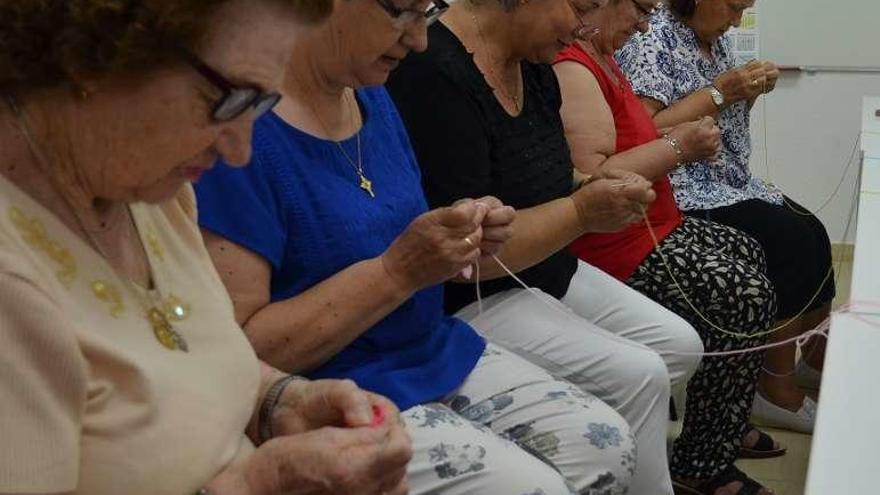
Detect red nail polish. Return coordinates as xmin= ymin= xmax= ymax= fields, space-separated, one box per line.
xmin=370 ymin=405 xmax=386 ymax=427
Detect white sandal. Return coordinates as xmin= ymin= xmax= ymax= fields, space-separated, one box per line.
xmin=751 ymin=393 xmax=816 ymax=434
xmin=796 ymin=359 xmax=822 ymax=391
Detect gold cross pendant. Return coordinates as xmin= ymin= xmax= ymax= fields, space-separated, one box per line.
xmin=359 ymin=174 xmax=375 ymax=198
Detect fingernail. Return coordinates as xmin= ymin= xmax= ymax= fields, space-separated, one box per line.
xmin=460 ymin=266 xmax=473 ymax=279
xmin=370 ymin=405 xmax=386 ymax=427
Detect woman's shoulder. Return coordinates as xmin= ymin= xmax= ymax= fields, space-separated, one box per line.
xmin=393 ymin=23 xmax=482 ymax=95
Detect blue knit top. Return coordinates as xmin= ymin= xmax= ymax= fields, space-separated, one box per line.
xmin=195 ymin=86 xmax=485 ymax=410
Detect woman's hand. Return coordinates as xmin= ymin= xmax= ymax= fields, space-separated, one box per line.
xmin=571 ymin=168 xmax=655 ymax=233
xmin=470 ymin=196 xmax=515 ymax=258
xmin=713 ymin=60 xmax=769 ymax=104
xmin=271 ymin=378 xmax=394 ymax=437
xmin=211 ymin=417 xmax=412 ymax=495
xmin=210 ymin=382 xmax=411 ymax=495
xmin=667 ymin=116 xmax=722 ymax=162
xmin=380 ymin=200 xmax=491 ymax=292
xmin=759 ymin=61 xmax=780 ymax=94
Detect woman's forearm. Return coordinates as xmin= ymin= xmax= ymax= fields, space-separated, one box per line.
xmin=589 ymin=138 xmax=680 ymax=182
xmin=647 ymin=88 xmax=719 ymax=129
xmin=243 ymin=258 xmax=415 ymax=374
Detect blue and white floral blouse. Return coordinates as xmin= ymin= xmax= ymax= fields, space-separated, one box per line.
xmin=615 ymin=6 xmax=783 ymax=211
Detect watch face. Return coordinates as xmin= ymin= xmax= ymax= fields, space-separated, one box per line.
xmin=710 ymin=88 xmax=724 ymax=106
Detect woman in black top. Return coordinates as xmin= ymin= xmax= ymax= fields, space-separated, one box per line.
xmin=387 ymin=1 xmax=704 ymax=493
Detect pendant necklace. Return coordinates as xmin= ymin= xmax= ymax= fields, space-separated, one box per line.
xmin=303 ymin=88 xmax=375 ymax=198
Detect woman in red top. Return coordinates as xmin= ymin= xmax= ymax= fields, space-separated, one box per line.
xmin=554 ymin=1 xmax=781 ymax=494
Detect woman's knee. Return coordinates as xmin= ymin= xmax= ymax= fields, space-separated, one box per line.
xmin=566 ymin=403 xmax=637 ymax=494
xmin=404 ymin=404 xmax=575 ymax=494
xmin=735 ymin=227 xmax=769 ymax=269
xmin=654 ymin=312 xmax=702 ymax=386
xmin=710 ymin=260 xmax=778 ymax=335
xmin=507 ymin=391 xmax=637 ymax=494
xmin=611 ymin=346 xmax=674 ymax=406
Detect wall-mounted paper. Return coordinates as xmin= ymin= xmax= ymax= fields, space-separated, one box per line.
xmin=730 ymin=9 xmax=760 ymax=65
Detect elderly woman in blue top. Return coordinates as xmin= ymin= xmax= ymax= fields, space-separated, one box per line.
xmin=617 ymin=0 xmax=832 ymax=435
xmin=194 ymin=0 xmax=657 ymax=493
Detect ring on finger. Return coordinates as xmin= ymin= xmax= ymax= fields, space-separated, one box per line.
xmin=464 ymin=236 xmax=475 ymax=247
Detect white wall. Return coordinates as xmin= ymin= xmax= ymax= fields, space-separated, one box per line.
xmin=749 ymin=72 xmax=880 ymax=243
xmin=748 ymin=0 xmax=880 ymax=245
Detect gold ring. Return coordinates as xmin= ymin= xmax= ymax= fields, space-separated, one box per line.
xmin=751 ymin=79 xmax=759 ymax=87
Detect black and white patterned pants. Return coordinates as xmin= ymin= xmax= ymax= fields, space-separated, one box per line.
xmin=627 ymin=217 xmax=777 ymax=479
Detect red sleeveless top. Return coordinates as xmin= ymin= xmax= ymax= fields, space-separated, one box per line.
xmin=555 ymin=44 xmax=682 ymax=281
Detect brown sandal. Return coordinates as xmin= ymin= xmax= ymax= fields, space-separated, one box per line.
xmin=739 ymin=425 xmax=787 ymax=459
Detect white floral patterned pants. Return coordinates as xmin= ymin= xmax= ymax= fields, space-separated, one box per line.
xmin=453 ymin=261 xmax=703 ymax=495
xmin=405 ymin=343 xmax=636 ymax=495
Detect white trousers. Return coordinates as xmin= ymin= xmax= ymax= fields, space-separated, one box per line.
xmin=406 ymin=343 xmax=637 ymax=495
xmin=454 ymin=261 xmax=703 ymax=495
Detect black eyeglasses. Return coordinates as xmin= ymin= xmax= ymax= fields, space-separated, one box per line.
xmin=631 ymin=0 xmax=659 ymax=23
xmin=373 ymin=0 xmax=450 ymax=29
xmin=184 ymin=52 xmax=282 ymax=122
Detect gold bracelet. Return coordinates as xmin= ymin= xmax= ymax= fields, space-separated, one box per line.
xmin=661 ymin=134 xmax=684 ymax=164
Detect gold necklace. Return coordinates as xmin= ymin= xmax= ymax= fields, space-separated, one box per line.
xmin=303 ymin=89 xmax=374 ymax=198
xmin=5 ymin=94 xmax=191 ymax=352
xmin=469 ymin=11 xmax=522 ymax=113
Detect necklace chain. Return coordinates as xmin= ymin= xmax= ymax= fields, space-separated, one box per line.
xmin=4 ymin=94 xmax=190 ymax=352
xmin=469 ymin=10 xmax=522 ymax=113
xmin=302 ymin=89 xmax=375 ymax=198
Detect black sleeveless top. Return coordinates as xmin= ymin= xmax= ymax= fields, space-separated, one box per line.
xmin=387 ymin=22 xmax=578 ymax=313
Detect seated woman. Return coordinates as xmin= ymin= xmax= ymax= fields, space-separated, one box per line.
xmin=553 ymin=1 xmax=782 ymax=493
xmin=0 ymin=1 xmax=412 ymax=495
xmin=617 ymin=0 xmax=833 ymax=434
xmin=195 ymin=0 xmax=648 ymax=493
xmin=386 ymin=0 xmax=706 ymax=493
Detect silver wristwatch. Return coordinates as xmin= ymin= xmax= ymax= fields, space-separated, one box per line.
xmin=708 ymin=86 xmax=725 ymax=108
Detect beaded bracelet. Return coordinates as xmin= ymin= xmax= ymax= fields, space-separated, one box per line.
xmin=661 ymin=133 xmax=684 ymax=164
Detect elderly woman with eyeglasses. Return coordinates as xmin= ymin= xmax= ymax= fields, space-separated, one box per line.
xmin=0 ymin=1 xmax=417 ymax=495
xmin=617 ymin=0 xmax=833 ymax=436
xmin=553 ymin=1 xmax=785 ymax=493
xmin=383 ymin=0 xmax=717 ymax=493
xmin=194 ymin=0 xmax=646 ymax=493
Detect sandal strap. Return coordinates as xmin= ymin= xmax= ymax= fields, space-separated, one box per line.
xmin=697 ymin=465 xmax=766 ymax=495
xmin=748 ymin=426 xmax=777 ymax=452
